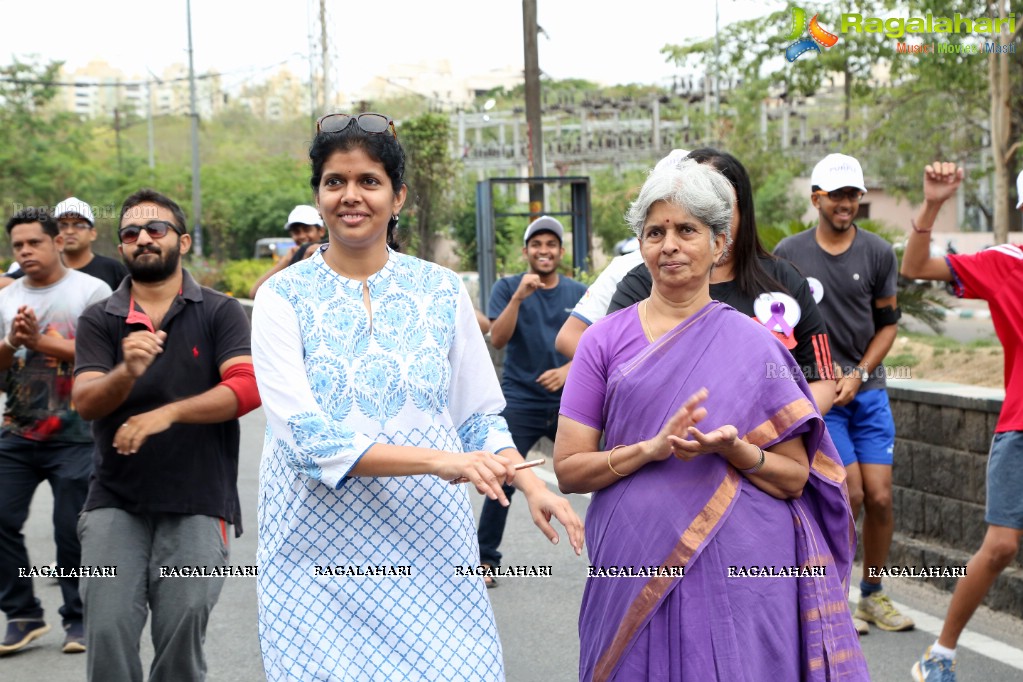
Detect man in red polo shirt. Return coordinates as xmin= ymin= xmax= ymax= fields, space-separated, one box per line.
xmin=903 ymin=163 xmax=1023 ymax=682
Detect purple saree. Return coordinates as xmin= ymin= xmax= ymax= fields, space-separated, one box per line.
xmin=566 ymin=302 xmax=867 ymax=681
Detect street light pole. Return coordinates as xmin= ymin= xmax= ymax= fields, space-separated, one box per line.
xmin=146 ymin=80 xmax=155 ymax=171
xmin=186 ymin=0 xmax=204 ymax=256
xmin=522 ymin=0 xmax=544 ymax=218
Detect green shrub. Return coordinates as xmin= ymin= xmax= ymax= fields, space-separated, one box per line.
xmin=221 ymin=259 xmax=270 ymax=298
xmin=185 ymin=256 xmax=224 ymax=290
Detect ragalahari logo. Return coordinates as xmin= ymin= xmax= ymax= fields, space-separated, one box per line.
xmin=785 ymin=7 xmax=840 ymax=61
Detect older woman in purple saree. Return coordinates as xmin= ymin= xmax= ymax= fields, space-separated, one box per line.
xmin=554 ymin=160 xmax=868 ymax=681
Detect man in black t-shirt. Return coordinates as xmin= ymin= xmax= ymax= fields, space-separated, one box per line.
xmin=775 ymin=153 xmax=912 ymax=636
xmin=71 ymin=189 xmax=260 ymax=681
xmin=53 ymin=197 xmax=128 ymax=291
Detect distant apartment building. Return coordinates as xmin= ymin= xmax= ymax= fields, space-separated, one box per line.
xmin=354 ymin=60 xmax=522 ymax=111
xmin=234 ymin=68 xmax=309 ymax=120
xmin=49 ymin=59 xmax=521 ymax=121
xmin=55 ymin=60 xmax=223 ymax=120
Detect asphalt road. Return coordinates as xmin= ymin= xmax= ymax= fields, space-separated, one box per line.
xmin=7 ymin=412 xmax=1023 ymax=681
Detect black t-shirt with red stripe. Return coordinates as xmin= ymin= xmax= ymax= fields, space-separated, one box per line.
xmin=608 ymin=256 xmax=835 ymax=382
xmin=74 ymin=270 xmax=252 ymax=535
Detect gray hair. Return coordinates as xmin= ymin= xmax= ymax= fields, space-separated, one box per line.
xmin=626 ymin=159 xmax=734 ymax=242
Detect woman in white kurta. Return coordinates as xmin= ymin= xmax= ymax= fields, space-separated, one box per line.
xmin=251 ymin=113 xmax=583 ymax=682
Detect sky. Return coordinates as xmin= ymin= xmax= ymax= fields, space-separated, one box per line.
xmin=0 ymin=0 xmax=780 ymax=96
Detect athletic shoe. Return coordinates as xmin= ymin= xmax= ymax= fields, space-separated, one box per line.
xmin=911 ymin=646 xmax=956 ymax=681
xmin=0 ymin=619 xmax=50 ymax=655
xmin=62 ymin=621 xmax=86 ymax=654
xmin=855 ymin=591 xmax=915 ymax=631
xmin=853 ymin=616 xmax=869 ymax=635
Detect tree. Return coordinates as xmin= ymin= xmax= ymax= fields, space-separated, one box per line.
xmin=0 ymin=59 xmax=95 ymax=217
xmin=400 ymin=113 xmax=460 ymax=262
xmin=661 ymin=1 xmax=1022 ymax=240
xmin=589 ymin=167 xmax=646 ymax=257
xmin=984 ymin=0 xmax=1022 ymax=242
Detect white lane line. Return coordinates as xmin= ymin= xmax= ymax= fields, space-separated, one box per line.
xmin=533 ymin=466 xmax=590 ymax=498
xmin=849 ymin=588 xmax=1023 ymax=671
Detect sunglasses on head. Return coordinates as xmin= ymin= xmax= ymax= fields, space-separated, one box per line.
xmin=118 ymin=220 xmax=181 ymax=244
xmin=316 ymin=112 xmax=398 ymax=140
xmin=815 ymin=188 xmax=863 ymax=202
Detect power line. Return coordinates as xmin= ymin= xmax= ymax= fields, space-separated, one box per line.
xmin=0 ymin=54 xmax=307 ymax=89
xmin=0 ymin=73 xmax=218 ymax=88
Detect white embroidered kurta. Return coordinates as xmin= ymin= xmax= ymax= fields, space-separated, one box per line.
xmin=252 ymin=248 xmax=513 ymax=681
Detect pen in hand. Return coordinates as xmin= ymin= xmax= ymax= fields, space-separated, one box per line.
xmin=449 ymin=458 xmax=546 ymax=484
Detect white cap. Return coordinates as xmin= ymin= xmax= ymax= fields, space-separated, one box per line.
xmin=811 ymin=153 xmax=867 ymax=193
xmin=654 ymin=149 xmax=691 ymax=172
xmin=53 ymin=197 xmax=95 ymax=225
xmin=1016 ymin=169 xmax=1023 ymax=210
xmin=523 ymin=215 xmax=564 ymax=245
xmin=284 ymin=205 xmax=323 ymax=231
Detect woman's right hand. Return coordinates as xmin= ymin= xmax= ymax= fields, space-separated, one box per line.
xmin=435 ymin=451 xmax=515 ymax=506
xmin=643 ymin=388 xmax=709 ymax=462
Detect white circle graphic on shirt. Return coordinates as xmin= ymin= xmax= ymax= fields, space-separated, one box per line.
xmin=806 ymin=277 xmax=824 ymax=304
xmin=753 ymin=292 xmax=802 ymax=334
xmin=853 ymin=273 xmax=860 ymax=281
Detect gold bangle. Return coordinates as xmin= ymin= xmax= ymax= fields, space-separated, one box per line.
xmin=607 ymin=444 xmax=628 ymax=478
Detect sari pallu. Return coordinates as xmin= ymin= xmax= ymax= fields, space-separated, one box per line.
xmin=580 ymin=302 xmax=867 ymax=681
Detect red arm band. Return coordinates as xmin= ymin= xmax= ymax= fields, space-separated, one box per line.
xmin=219 ymin=362 xmax=261 ymax=418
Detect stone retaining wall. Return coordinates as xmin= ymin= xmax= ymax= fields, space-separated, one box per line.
xmin=886 ymin=379 xmax=1021 ymax=613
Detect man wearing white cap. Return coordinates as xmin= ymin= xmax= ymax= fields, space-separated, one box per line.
xmin=775 ymin=153 xmax=914 ymax=635
xmin=476 ymin=216 xmax=586 ymax=585
xmin=248 ymin=205 xmax=325 ymax=298
xmin=0 ymin=199 xmax=128 ymax=292
xmin=903 ymin=164 xmax=1023 ymax=681
xmin=53 ymin=197 xmax=128 ymax=291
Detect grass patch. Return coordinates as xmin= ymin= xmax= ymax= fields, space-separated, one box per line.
xmin=901 ymin=332 xmax=962 ymax=350
xmin=901 ymin=332 xmax=1000 ymax=352
xmin=886 ymin=352 xmax=920 ymax=368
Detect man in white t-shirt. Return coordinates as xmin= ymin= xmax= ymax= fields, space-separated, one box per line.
xmin=0 ymin=209 xmax=111 ymax=657
xmin=555 ymin=249 xmax=642 ymax=358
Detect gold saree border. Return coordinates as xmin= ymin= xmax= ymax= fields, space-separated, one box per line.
xmin=811 ymin=448 xmax=846 ymax=485
xmin=743 ymin=397 xmax=815 ymax=448
xmin=593 ymin=468 xmax=740 ymax=682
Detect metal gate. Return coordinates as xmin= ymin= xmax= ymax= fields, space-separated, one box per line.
xmin=474 ymin=176 xmax=591 ymax=309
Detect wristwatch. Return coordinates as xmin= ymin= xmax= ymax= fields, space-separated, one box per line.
xmin=855 ymin=365 xmax=869 ymax=382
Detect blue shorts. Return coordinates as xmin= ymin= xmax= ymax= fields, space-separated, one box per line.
xmin=824 ymin=389 xmax=895 ymax=467
xmin=986 ymin=431 xmax=1023 ymax=530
